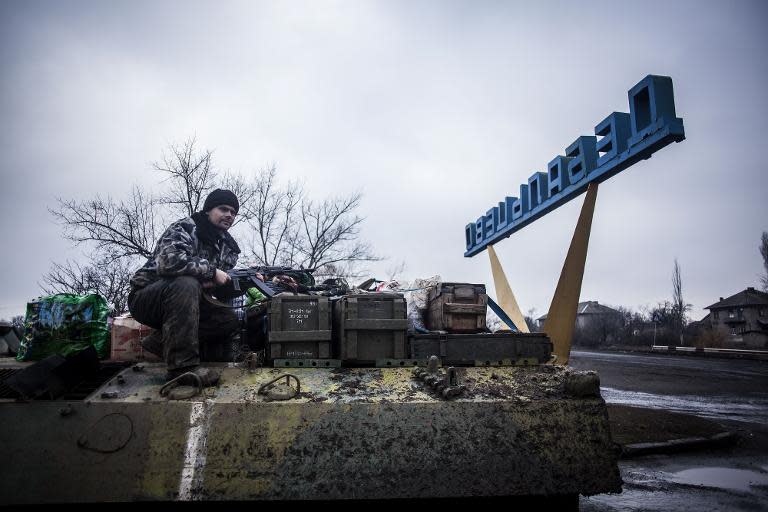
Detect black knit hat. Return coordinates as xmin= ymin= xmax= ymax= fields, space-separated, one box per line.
xmin=203 ymin=189 xmax=239 ymax=213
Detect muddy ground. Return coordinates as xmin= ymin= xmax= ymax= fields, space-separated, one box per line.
xmin=570 ymin=350 xmax=768 ymax=449
xmin=573 ymin=350 xmax=768 ymax=511
xmin=607 ymin=404 xmax=727 ymax=446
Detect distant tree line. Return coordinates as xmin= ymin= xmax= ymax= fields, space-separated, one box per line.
xmin=570 ymin=302 xmax=694 ymax=348
xmin=571 ymin=241 xmax=768 ymax=349
xmin=572 ymin=258 xmax=692 ymax=348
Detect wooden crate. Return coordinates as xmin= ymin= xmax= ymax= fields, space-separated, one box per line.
xmin=268 ymin=295 xmax=331 ymax=359
xmin=333 ymin=293 xmax=408 ymax=364
xmin=409 ymin=332 xmax=552 ymax=365
xmin=426 ymin=283 xmax=487 ymax=333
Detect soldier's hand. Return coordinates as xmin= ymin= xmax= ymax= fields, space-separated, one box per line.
xmin=214 ymin=269 xmax=231 ymax=286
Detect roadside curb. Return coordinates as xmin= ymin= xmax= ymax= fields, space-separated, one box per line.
xmin=621 ymin=431 xmax=737 ymax=458
xmin=578 ymin=347 xmax=768 ymax=361
xmin=650 ymin=346 xmax=768 ymax=361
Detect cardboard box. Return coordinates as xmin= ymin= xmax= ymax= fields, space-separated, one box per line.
xmin=110 ymin=314 xmax=161 ymax=362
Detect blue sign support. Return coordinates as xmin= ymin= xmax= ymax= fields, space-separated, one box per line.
xmin=465 ymin=75 xmax=685 ymax=257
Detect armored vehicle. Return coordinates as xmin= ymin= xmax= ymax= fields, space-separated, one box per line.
xmin=0 ymin=281 xmax=621 ymax=505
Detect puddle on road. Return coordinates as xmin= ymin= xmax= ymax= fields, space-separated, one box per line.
xmin=600 ymin=387 xmax=768 ymax=424
xmin=582 ymin=464 xmax=768 ymax=511
xmin=581 ymin=489 xmax=672 ymax=511
xmin=577 ymin=358 xmax=768 ymax=511
xmin=668 ymin=467 xmax=768 ymax=492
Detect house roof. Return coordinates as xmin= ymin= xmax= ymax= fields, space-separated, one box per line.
xmin=705 ymin=287 xmax=768 ymax=310
xmin=699 ymin=312 xmax=711 ymax=323
xmin=687 ymin=313 xmax=711 ymax=329
xmin=537 ymin=301 xmax=620 ymax=321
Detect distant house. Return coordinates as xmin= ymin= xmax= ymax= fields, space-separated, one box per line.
xmin=536 ymin=301 xmax=622 ymax=331
xmin=705 ymin=287 xmax=768 ymax=349
xmin=687 ymin=313 xmax=711 ymax=332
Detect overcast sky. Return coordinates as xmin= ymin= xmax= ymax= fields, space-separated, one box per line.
xmin=1 ymin=0 xmax=767 ymax=321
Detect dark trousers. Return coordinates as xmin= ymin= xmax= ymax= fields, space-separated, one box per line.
xmin=128 ymin=276 xmax=239 ymax=370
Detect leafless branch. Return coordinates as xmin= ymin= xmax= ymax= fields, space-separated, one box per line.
xmin=760 ymin=231 xmax=768 ymax=291
xmin=41 ymin=256 xmax=137 ymax=315
xmin=295 ymin=192 xmax=380 ymax=272
xmin=48 ymin=137 xmax=380 ymax=296
xmin=245 ymin=166 xmax=304 ymax=266
xmin=153 ymin=136 xmax=216 ymax=217
xmin=49 ymin=186 xmax=160 ymax=260
xmin=671 ymin=258 xmax=692 ymax=344
xmin=385 ymin=260 xmax=407 ymax=282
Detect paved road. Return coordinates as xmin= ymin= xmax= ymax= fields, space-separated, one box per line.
xmin=571 ymin=349 xmax=767 ymax=396
xmin=569 ymin=349 xmax=768 ymax=511
xmin=571 ymin=349 xmax=768 ymax=425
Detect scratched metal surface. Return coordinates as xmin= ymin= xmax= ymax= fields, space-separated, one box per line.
xmin=0 ymin=364 xmax=621 ymax=502
xmin=90 ymin=363 xmax=589 ymax=404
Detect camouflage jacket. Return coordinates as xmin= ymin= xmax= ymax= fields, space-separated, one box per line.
xmin=130 ymin=216 xmax=241 ymax=291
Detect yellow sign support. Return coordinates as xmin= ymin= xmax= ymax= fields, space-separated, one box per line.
xmin=543 ymin=183 xmax=599 ymax=365
xmin=488 ymin=244 xmax=529 ymax=333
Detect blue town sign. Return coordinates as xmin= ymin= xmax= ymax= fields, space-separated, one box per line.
xmin=464 ymin=75 xmax=685 ymax=257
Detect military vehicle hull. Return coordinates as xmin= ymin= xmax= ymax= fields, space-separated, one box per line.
xmin=0 ymin=363 xmax=621 ymax=503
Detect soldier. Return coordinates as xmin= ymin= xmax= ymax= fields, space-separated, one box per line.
xmin=128 ymin=189 xmax=241 ymax=385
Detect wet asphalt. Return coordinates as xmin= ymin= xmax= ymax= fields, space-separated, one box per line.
xmin=570 ymin=349 xmax=768 ymax=511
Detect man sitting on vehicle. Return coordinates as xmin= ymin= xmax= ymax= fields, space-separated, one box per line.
xmin=128 ymin=189 xmax=241 ymax=385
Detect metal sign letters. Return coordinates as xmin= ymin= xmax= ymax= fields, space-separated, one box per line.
xmin=464 ymin=75 xmax=685 ymax=257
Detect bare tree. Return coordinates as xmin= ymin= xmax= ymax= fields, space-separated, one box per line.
xmin=49 ymin=139 xmax=224 ymax=264
xmin=46 ymin=137 xmax=220 ymax=311
xmin=385 ymin=260 xmax=407 ymax=282
xmin=45 ymin=137 xmax=379 ymax=306
xmin=50 ymin=186 xmax=160 ymax=260
xmin=760 ymin=231 xmax=768 ymax=291
xmin=525 ymin=307 xmax=538 ymax=331
xmin=153 ymin=137 xmax=260 ymax=227
xmin=613 ymin=305 xmax=645 ymax=345
xmin=245 ymin=166 xmax=304 ymax=265
xmin=648 ymin=300 xmax=676 ymax=345
xmin=154 ymin=137 xmax=216 ymax=217
xmin=672 ymin=259 xmax=683 ymax=317
xmin=294 ymin=193 xmax=380 ymax=275
xmin=671 ymin=258 xmax=691 ymax=345
xmin=41 ymin=256 xmax=135 ymax=314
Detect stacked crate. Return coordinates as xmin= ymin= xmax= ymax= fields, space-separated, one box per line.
xmin=409 ymin=332 xmax=552 ymax=366
xmin=263 ymin=284 xmax=551 ymax=367
xmin=413 ymin=282 xmax=552 ymax=366
xmin=426 ymin=283 xmax=487 ymax=333
xmin=333 ymin=293 xmax=408 ymax=365
xmin=268 ymin=295 xmax=332 ymax=360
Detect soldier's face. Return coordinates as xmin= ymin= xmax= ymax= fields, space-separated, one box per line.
xmin=208 ymin=205 xmax=237 ymax=230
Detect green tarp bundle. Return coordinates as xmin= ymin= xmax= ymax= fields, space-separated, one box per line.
xmin=245 ymin=287 xmax=266 ymax=307
xmin=17 ymin=293 xmax=110 ymax=361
